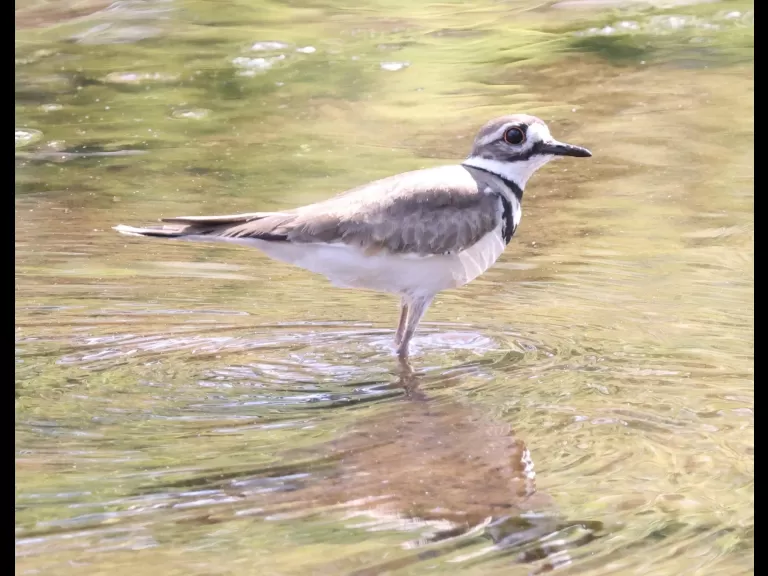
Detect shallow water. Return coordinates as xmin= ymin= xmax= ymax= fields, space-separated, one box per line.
xmin=16 ymin=0 xmax=753 ymax=574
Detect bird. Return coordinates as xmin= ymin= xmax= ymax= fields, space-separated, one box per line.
xmin=115 ymin=114 xmax=591 ymax=359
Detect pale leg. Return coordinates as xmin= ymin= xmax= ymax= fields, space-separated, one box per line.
xmin=396 ymin=294 xmax=434 ymax=359
xmin=395 ymin=298 xmax=409 ymax=346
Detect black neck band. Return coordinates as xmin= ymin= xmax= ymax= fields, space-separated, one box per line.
xmin=463 ymin=164 xmax=524 ymax=202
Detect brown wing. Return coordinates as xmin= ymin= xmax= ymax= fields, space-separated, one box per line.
xmin=115 ymin=165 xmax=503 ymax=255
xmin=218 ymin=166 xmax=502 ymax=255
xmin=279 ymin=189 xmax=501 ymax=255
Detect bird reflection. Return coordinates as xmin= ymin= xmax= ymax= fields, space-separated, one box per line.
xmin=307 ymin=362 xmax=600 ymax=573
xmin=146 ymin=360 xmax=601 ymax=573
xmin=321 ymin=360 xmax=549 ymax=527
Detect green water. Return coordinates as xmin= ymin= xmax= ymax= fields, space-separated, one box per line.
xmin=16 ymin=1 xmax=753 ymax=574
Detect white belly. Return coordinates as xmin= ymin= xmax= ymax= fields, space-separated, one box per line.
xmin=229 ymin=223 xmax=507 ymax=297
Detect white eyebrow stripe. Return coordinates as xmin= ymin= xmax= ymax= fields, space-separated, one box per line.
xmin=525 ymin=123 xmax=552 ymax=142
xmin=475 ymin=125 xmax=511 ymax=147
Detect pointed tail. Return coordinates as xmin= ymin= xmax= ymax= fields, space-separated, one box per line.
xmin=113 ymin=212 xmax=293 ymax=242
xmin=113 ymin=223 xmax=188 ymax=238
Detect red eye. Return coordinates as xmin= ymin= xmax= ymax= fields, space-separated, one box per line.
xmin=504 ymin=127 xmax=525 ymax=145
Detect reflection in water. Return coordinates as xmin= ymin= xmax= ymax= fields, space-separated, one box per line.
xmin=18 ymin=321 xmax=605 ymax=573
xmin=307 ymin=364 xmax=603 ymax=574
xmin=132 ymin=362 xmax=604 ymax=574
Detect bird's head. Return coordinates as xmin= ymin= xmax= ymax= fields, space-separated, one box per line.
xmin=464 ymin=114 xmax=591 ymax=189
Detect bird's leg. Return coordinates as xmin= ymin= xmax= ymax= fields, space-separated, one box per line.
xmin=396 ymin=355 xmax=428 ymax=400
xmin=396 ymin=295 xmax=434 ymax=360
xmin=394 ymin=298 xmax=409 ymax=346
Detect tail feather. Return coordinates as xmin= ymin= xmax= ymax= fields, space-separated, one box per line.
xmin=114 ymin=223 xmax=188 ymax=238
xmin=114 ymin=211 xmax=294 ymax=243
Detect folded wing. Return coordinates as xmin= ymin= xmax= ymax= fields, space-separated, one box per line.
xmin=115 ymin=166 xmax=504 ymax=256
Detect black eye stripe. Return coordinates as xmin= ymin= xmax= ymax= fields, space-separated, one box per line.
xmin=500 ymin=141 xmax=547 ymax=162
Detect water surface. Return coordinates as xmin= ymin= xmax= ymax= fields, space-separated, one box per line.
xmin=16 ymin=0 xmax=753 ymax=574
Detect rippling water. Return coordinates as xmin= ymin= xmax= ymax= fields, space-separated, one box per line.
xmin=16 ymin=0 xmax=752 ymax=574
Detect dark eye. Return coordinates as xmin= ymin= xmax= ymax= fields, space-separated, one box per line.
xmin=504 ymin=127 xmax=525 ymax=145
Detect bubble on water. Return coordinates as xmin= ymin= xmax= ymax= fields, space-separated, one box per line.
xmin=15 ymin=129 xmax=43 ymax=149
xmin=171 ymin=108 xmax=211 ymax=120
xmin=665 ymin=16 xmax=688 ymax=29
xmin=42 ymin=140 xmax=67 ymax=152
xmin=380 ymin=61 xmax=409 ymax=72
xmin=103 ymin=71 xmax=179 ymax=84
xmin=296 ymin=46 xmax=316 ymax=54
xmin=618 ymin=21 xmax=639 ymax=30
xmin=232 ymin=57 xmax=270 ymax=70
xmin=232 ymin=55 xmax=285 ymax=75
xmin=575 ymin=13 xmax=738 ymax=37
xmin=39 ymin=104 xmax=63 ymax=112
xmin=251 ymin=41 xmax=290 ymax=51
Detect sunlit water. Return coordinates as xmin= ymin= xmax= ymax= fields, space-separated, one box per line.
xmin=16 ymin=0 xmax=752 ymax=574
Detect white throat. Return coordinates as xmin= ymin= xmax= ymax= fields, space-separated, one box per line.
xmin=462 ymin=155 xmax=555 ymax=189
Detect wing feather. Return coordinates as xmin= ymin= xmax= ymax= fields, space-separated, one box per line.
xmin=116 ymin=165 xmax=505 ymax=255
